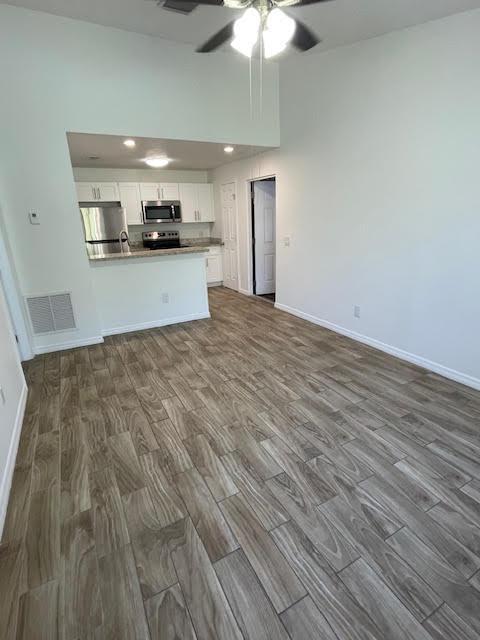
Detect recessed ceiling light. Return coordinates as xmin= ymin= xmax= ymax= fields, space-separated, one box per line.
xmin=224 ymin=146 xmax=234 ymax=154
xmin=123 ymin=139 xmax=136 ymax=148
xmin=143 ymin=157 xmax=171 ymax=168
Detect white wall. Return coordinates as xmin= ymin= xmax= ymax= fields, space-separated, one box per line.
xmin=0 ymin=5 xmax=278 ymax=354
xmin=91 ymin=252 xmax=209 ymax=335
xmin=213 ymin=9 xmax=480 ymax=388
xmin=0 ymin=274 xmax=27 ymax=537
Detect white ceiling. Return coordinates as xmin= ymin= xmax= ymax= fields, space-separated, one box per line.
xmin=67 ymin=132 xmax=272 ymax=169
xmin=3 ymin=0 xmax=480 ymax=56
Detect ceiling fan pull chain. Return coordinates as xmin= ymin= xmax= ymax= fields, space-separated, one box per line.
xmin=259 ymin=32 xmax=263 ymax=118
xmin=249 ymin=53 xmax=253 ymax=120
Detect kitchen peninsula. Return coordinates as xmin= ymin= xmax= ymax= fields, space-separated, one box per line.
xmin=89 ymin=246 xmax=210 ymax=336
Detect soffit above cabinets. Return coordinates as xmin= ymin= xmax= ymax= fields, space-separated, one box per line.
xmin=3 ymin=0 xmax=480 ymax=55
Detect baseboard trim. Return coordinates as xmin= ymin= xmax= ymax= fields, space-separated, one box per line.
xmin=34 ymin=335 xmax=104 ymax=355
xmin=101 ymin=312 xmax=211 ymax=337
xmin=275 ymin=302 xmax=480 ymax=391
xmin=0 ymin=382 xmax=28 ymax=538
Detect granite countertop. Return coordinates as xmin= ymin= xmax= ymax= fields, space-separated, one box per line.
xmin=89 ymin=245 xmax=209 ymax=262
xmin=183 ymin=237 xmax=224 ymax=247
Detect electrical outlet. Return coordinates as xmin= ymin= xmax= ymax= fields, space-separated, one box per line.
xmin=29 ymin=211 xmax=40 ymax=225
xmin=354 ymin=305 xmax=361 ymax=319
xmin=162 ymin=293 xmax=169 ymax=304
xmin=283 ymin=236 xmax=290 ymax=247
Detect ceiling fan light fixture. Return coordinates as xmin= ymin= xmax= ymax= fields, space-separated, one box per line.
xmin=231 ymin=7 xmax=260 ymax=57
xmin=263 ymin=8 xmax=296 ymax=59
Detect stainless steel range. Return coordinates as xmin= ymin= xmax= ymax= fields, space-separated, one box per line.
xmin=142 ymin=230 xmax=186 ymax=250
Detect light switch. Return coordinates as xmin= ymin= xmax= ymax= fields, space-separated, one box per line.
xmin=29 ymin=211 xmax=40 ymax=225
xmin=283 ymin=236 xmax=290 ymax=247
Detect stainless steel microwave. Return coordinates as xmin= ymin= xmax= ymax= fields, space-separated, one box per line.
xmin=142 ymin=200 xmax=181 ymax=224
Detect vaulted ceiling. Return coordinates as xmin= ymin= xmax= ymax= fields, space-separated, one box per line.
xmin=3 ymin=0 xmax=480 ymax=56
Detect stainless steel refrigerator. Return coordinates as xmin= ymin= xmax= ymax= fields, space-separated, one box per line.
xmin=79 ymin=202 xmax=129 ymax=257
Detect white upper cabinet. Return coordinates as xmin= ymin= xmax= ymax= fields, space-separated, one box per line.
xmin=75 ymin=179 xmax=214 ymax=223
xmin=197 ymin=183 xmax=215 ymax=222
xmin=139 ymin=183 xmax=160 ymax=201
xmin=119 ymin=182 xmax=142 ymax=225
xmin=160 ymin=183 xmax=180 ymax=200
xmin=139 ymin=183 xmax=180 ymax=201
xmin=178 ymin=183 xmax=198 ymax=223
xmin=97 ymin=182 xmax=119 ymax=201
xmin=179 ymin=183 xmax=215 ymax=223
xmin=75 ymin=182 xmax=119 ymax=202
xmin=76 ymin=183 xmax=96 ymax=202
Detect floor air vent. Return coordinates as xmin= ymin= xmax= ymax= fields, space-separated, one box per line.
xmin=26 ymin=292 xmax=76 ymax=335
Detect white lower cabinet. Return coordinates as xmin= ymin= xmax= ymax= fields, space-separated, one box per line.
xmin=206 ymin=246 xmax=223 ymax=285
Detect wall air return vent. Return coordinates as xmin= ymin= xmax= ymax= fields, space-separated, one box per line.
xmin=26 ymin=292 xmax=76 ymax=335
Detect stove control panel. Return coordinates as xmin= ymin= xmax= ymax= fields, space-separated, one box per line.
xmin=142 ymin=230 xmax=179 ymax=241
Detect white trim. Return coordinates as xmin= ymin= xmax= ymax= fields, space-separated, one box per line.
xmin=0 ymin=226 xmax=33 ymax=361
xmin=0 ymin=382 xmax=28 ymax=538
xmin=239 ymin=288 xmax=251 ymax=296
xmin=275 ymin=302 xmax=480 ymax=391
xmin=221 ymin=179 xmax=240 ymax=293
xmin=247 ymin=174 xmax=277 ymax=296
xmin=101 ymin=311 xmax=211 ymax=337
xmin=34 ymin=335 xmax=104 ymax=355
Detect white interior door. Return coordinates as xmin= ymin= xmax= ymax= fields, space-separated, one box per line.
xmin=221 ymin=182 xmax=238 ymax=291
xmin=253 ymin=180 xmax=276 ymax=295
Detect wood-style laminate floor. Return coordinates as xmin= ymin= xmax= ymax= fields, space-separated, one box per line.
xmin=2 ymin=286 xmax=480 ymax=639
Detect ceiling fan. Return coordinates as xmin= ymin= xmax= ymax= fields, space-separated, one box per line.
xmin=156 ymin=0 xmax=333 ymax=59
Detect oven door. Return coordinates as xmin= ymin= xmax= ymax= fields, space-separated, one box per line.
xmin=142 ymin=201 xmax=181 ymax=224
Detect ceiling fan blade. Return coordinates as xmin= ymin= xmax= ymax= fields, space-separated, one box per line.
xmin=291 ymin=17 xmax=321 ymax=51
xmin=196 ymin=21 xmax=235 ymax=52
xmin=274 ymin=0 xmax=332 ymax=6
xmin=161 ymin=0 xmax=224 ymax=5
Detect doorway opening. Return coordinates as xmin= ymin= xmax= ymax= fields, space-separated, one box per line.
xmin=251 ymin=177 xmax=276 ymax=303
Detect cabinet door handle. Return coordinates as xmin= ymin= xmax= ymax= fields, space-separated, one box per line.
xmin=96 ymin=188 xmax=100 ymax=200
xmin=92 ymin=187 xmax=96 ymax=200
